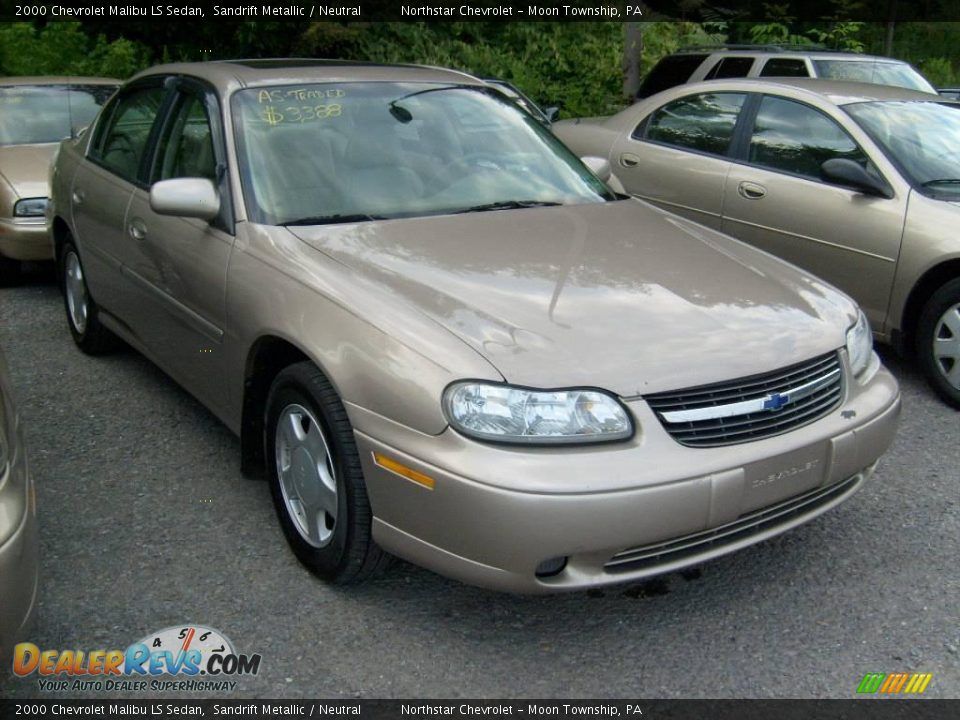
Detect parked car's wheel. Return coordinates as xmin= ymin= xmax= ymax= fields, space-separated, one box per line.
xmin=59 ymin=239 xmax=119 ymax=354
xmin=265 ymin=361 xmax=389 ymax=583
xmin=0 ymin=255 xmax=20 ymax=287
xmin=917 ymin=278 xmax=960 ymax=408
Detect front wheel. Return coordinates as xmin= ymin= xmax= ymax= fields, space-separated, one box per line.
xmin=916 ymin=277 xmax=960 ymax=408
xmin=265 ymin=361 xmax=389 ymax=583
xmin=59 ymin=239 xmax=119 ymax=354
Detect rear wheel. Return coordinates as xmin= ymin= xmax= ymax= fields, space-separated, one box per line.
xmin=59 ymin=239 xmax=119 ymax=354
xmin=0 ymin=255 xmax=20 ymax=287
xmin=916 ymin=278 xmax=960 ymax=408
xmin=265 ymin=361 xmax=389 ymax=583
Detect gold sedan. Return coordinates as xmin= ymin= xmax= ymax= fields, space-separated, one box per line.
xmin=48 ymin=62 xmax=900 ymax=593
xmin=555 ymin=78 xmax=960 ymax=408
xmin=0 ymin=77 xmax=117 ymax=285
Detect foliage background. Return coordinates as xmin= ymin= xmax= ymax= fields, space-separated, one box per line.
xmin=2 ymin=19 xmax=960 ymax=117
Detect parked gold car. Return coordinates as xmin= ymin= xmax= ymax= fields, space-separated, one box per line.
xmin=0 ymin=343 xmax=38 ymax=661
xmin=0 ymin=77 xmax=118 ymax=285
xmin=555 ymin=79 xmax=960 ymax=408
xmin=48 ymin=61 xmax=900 ymax=593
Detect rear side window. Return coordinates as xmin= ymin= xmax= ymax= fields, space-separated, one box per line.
xmin=748 ymin=96 xmax=867 ymax=179
xmin=704 ymin=57 xmax=754 ymax=80
xmin=760 ymin=58 xmax=810 ymax=77
xmin=637 ymin=55 xmax=708 ymax=98
xmin=642 ymin=92 xmax=747 ymax=156
xmin=93 ymin=86 xmax=165 ymax=182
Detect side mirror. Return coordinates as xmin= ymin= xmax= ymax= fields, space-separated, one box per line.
xmin=820 ymin=159 xmax=892 ymax=199
xmin=544 ymin=106 xmax=560 ymax=123
xmin=581 ymin=156 xmax=612 ymax=183
xmin=150 ymin=178 xmax=220 ymax=221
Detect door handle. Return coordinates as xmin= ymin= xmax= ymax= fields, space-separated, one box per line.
xmin=72 ymin=189 xmax=85 ymax=206
xmin=619 ymin=153 xmax=640 ymax=168
xmin=738 ymin=181 xmax=767 ymax=200
xmin=128 ymin=219 xmax=147 ymax=241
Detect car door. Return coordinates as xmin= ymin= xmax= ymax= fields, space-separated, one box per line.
xmin=69 ymin=82 xmax=168 ymax=320
xmin=122 ymin=83 xmax=234 ymax=414
xmin=610 ymin=91 xmax=748 ymax=230
xmin=721 ymin=95 xmax=907 ymax=328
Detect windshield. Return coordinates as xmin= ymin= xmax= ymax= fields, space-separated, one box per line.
xmin=813 ymin=59 xmax=935 ymax=93
xmin=846 ymin=100 xmax=960 ymax=198
xmin=0 ymin=85 xmax=116 ymax=146
xmin=231 ymin=82 xmax=613 ymax=225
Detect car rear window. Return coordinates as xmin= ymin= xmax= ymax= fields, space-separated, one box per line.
xmin=637 ymin=55 xmax=708 ymax=99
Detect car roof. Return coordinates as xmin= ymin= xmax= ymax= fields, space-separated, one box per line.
xmin=129 ymin=59 xmax=485 ymax=91
xmin=676 ymin=47 xmax=910 ymax=63
xmin=0 ymin=76 xmax=120 ymax=86
xmin=678 ymin=77 xmax=941 ymax=104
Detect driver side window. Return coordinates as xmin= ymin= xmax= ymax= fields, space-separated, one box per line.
xmin=748 ymin=96 xmax=868 ymax=180
xmin=153 ymin=94 xmax=217 ymax=182
xmin=93 ymin=86 xmax=165 ymax=182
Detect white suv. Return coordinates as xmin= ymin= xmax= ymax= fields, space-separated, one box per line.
xmin=637 ymin=45 xmax=936 ymax=99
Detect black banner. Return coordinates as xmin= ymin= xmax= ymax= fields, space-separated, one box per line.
xmin=1 ymin=0 xmax=959 ymax=23
xmin=1 ymin=700 xmax=958 ymax=719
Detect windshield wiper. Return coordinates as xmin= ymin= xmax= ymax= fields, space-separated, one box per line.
xmin=453 ymin=200 xmax=562 ymax=214
xmin=920 ymin=178 xmax=960 ymax=187
xmin=280 ymin=213 xmax=386 ymax=226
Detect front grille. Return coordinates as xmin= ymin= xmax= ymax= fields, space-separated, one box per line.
xmin=605 ymin=473 xmax=862 ymax=573
xmin=646 ymin=352 xmax=843 ymax=447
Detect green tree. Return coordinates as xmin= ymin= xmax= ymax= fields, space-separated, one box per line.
xmin=0 ymin=22 xmax=148 ymax=79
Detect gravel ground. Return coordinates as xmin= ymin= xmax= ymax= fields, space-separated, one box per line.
xmin=0 ymin=263 xmax=957 ymax=700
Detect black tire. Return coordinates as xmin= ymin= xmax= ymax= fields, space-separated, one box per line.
xmin=265 ymin=361 xmax=390 ymax=583
xmin=59 ymin=239 xmax=120 ymax=355
xmin=916 ymin=277 xmax=960 ymax=409
xmin=0 ymin=254 xmax=20 ymax=287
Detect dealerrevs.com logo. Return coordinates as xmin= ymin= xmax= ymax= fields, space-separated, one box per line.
xmin=13 ymin=625 xmax=262 ymax=692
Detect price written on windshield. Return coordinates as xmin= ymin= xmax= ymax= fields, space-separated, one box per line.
xmin=260 ymin=105 xmax=343 ymax=126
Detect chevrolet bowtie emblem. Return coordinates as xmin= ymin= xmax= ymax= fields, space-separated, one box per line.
xmin=762 ymin=392 xmax=790 ymax=411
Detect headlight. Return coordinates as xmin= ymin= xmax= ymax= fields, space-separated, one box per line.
xmin=846 ymin=310 xmax=873 ymax=377
xmin=13 ymin=197 xmax=48 ymax=217
xmin=443 ymin=382 xmax=633 ymax=444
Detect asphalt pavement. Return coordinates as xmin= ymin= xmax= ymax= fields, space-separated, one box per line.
xmin=0 ymin=263 xmax=957 ymax=699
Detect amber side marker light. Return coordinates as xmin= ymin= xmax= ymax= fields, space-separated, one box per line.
xmin=373 ymin=452 xmax=436 ymax=489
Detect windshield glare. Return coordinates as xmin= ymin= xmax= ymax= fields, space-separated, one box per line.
xmin=232 ymin=82 xmax=613 ymax=225
xmin=0 ymin=85 xmax=116 ymax=146
xmin=813 ymin=59 xmax=935 ymax=93
xmin=846 ymin=100 xmax=960 ymax=197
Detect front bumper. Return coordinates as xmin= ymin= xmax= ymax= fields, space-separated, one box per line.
xmin=0 ymin=217 xmax=52 ymax=261
xmin=0 ymin=427 xmax=38 ymax=661
xmin=351 ymin=361 xmax=900 ymax=594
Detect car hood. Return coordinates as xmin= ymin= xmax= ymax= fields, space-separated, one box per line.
xmin=290 ymin=200 xmax=856 ymax=396
xmin=0 ymin=144 xmax=57 ymax=199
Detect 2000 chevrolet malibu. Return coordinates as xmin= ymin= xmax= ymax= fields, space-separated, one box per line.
xmin=48 ymin=60 xmax=901 ymax=593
